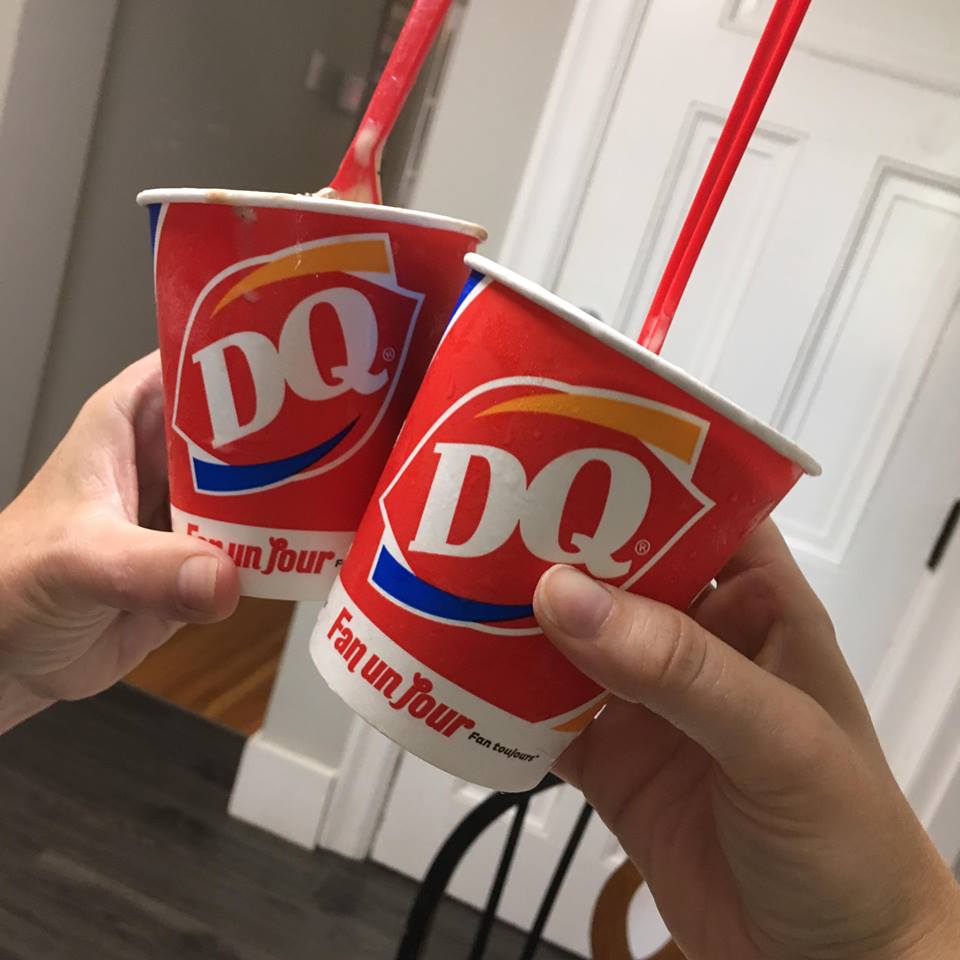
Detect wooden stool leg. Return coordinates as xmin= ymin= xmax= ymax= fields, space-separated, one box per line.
xmin=590 ymin=860 xmax=685 ymax=960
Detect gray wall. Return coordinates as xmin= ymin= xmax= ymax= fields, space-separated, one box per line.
xmin=0 ymin=0 xmax=25 ymax=108
xmin=21 ymin=0 xmax=386 ymax=480
xmin=0 ymin=0 xmax=116 ymax=506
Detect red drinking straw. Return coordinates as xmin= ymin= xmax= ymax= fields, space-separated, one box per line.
xmin=638 ymin=0 xmax=813 ymax=353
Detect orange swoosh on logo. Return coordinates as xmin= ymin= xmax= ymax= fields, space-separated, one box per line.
xmin=213 ymin=237 xmax=392 ymax=315
xmin=552 ymin=695 xmax=611 ymax=733
xmin=478 ymin=393 xmax=703 ymax=463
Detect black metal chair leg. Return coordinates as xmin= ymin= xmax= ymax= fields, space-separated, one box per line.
xmin=468 ymin=795 xmax=529 ymax=960
xmin=518 ymin=801 xmax=593 ymax=960
xmin=394 ymin=775 xmax=560 ymax=960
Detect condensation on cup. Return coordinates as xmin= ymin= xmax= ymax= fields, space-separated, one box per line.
xmin=138 ymin=188 xmax=486 ymax=600
xmin=309 ymin=254 xmax=820 ymax=791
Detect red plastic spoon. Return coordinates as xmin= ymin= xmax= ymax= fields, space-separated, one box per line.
xmin=327 ymin=0 xmax=455 ymax=204
xmin=638 ymin=0 xmax=813 ymax=353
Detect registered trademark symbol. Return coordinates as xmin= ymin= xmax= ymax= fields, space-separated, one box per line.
xmin=634 ymin=539 xmax=651 ymax=556
xmin=382 ymin=347 xmax=397 ymax=362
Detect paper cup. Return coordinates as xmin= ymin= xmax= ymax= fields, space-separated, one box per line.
xmin=138 ymin=188 xmax=486 ymax=600
xmin=310 ymin=254 xmax=820 ymax=790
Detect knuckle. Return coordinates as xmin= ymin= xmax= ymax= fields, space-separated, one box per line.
xmin=77 ymin=381 xmax=129 ymax=439
xmin=50 ymin=513 xmax=139 ymax=609
xmin=101 ymin=560 xmax=140 ymax=609
xmin=26 ymin=529 xmax=86 ymax=611
xmin=778 ymin=701 xmax=842 ymax=772
xmin=39 ymin=517 xmax=88 ymax=577
xmin=633 ymin=605 xmax=711 ymax=697
xmin=785 ymin=572 xmax=836 ymax=639
xmin=77 ymin=386 xmax=112 ymax=424
xmin=809 ymin=604 xmax=836 ymax=644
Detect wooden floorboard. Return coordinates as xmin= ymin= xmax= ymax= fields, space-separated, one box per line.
xmin=0 ymin=686 xmax=575 ymax=960
xmin=126 ymin=598 xmax=295 ymax=736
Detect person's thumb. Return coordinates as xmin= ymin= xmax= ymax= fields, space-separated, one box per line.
xmin=534 ymin=565 xmax=832 ymax=789
xmin=51 ymin=517 xmax=240 ymax=624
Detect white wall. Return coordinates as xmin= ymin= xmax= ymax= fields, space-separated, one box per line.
xmin=232 ymin=0 xmax=578 ymax=848
xmin=229 ymin=601 xmax=356 ymax=848
xmin=257 ymin=602 xmax=355 ymax=769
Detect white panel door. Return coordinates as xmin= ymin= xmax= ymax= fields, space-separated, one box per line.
xmin=372 ymin=0 xmax=960 ymax=956
xmin=555 ymin=0 xmax=960 ymax=688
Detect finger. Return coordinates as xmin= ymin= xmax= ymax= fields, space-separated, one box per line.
xmin=714 ymin=520 xmax=826 ymax=629
xmin=62 ymin=353 xmax=165 ymax=512
xmin=692 ymin=525 xmax=875 ymax=742
xmin=552 ymin=694 xmax=685 ymax=796
xmin=102 ymin=351 xmax=163 ymax=417
xmin=76 ymin=351 xmax=163 ymax=438
xmin=713 ymin=517 xmax=795 ymax=584
xmin=687 ymin=580 xmax=716 ymax=617
xmin=690 ymin=568 xmax=780 ymax=661
xmin=129 ymin=359 xmax=172 ymax=528
xmin=80 ymin=352 xmax=171 ymax=529
xmin=534 ymin=565 xmax=832 ymax=790
xmin=683 ymin=520 xmax=821 ymax=661
xmin=51 ymin=516 xmax=240 ymax=624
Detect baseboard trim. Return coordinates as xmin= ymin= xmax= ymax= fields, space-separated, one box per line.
xmin=228 ymin=731 xmax=337 ymax=849
xmin=318 ymin=716 xmax=402 ymax=860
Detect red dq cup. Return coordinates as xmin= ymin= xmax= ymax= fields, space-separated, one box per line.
xmin=138 ymin=189 xmax=486 ymax=600
xmin=310 ymin=254 xmax=820 ymax=790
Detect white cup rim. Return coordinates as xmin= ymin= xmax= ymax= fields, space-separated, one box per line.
xmin=136 ymin=188 xmax=488 ymax=241
xmin=464 ymin=253 xmax=821 ymax=477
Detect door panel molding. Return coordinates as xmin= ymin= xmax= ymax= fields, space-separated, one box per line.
xmin=317 ymin=716 xmax=403 ymax=859
xmin=721 ymin=0 xmax=960 ymax=97
xmin=614 ymin=101 xmax=804 ymax=353
xmin=775 ymin=159 xmax=960 ymax=563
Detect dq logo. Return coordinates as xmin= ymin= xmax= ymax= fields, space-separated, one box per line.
xmin=173 ymin=234 xmax=423 ymax=494
xmin=371 ymin=378 xmax=714 ymax=634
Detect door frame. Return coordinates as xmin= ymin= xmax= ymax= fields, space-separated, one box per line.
xmin=320 ymin=0 xmax=960 ymax=864
xmin=497 ymin=0 xmax=651 ymax=287
xmin=0 ymin=0 xmax=117 ymax=505
xmin=869 ymin=516 xmax=960 ymax=865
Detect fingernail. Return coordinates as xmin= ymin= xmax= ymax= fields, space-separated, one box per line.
xmin=538 ymin=566 xmax=613 ymax=639
xmin=177 ymin=555 xmax=220 ymax=613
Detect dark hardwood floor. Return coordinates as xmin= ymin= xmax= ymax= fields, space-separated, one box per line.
xmin=0 ymin=685 xmax=574 ymax=960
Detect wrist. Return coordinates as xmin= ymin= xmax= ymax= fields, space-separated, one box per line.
xmin=0 ymin=673 xmax=52 ymax=734
xmin=0 ymin=567 xmax=54 ymax=733
xmin=883 ymin=867 xmax=960 ymax=960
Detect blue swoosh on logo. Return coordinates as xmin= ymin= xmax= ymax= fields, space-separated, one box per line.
xmin=372 ymin=545 xmax=534 ymax=624
xmin=193 ymin=419 xmax=357 ymax=493
xmin=147 ymin=204 xmax=162 ymax=251
xmin=450 ymin=270 xmax=484 ymax=319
